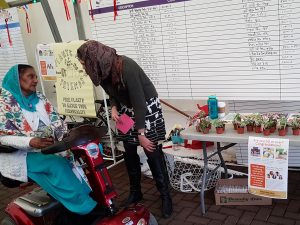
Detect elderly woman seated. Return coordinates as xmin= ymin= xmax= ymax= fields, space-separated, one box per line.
xmin=0 ymin=64 xmax=104 ymax=224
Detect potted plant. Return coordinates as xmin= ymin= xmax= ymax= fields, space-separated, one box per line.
xmin=262 ymin=115 xmax=273 ymax=136
xmin=277 ymin=116 xmax=288 ymax=136
xmin=236 ymin=120 xmax=246 ymax=134
xmin=233 ymin=113 xmax=242 ymax=130
xmin=288 ymin=117 xmax=300 ymax=136
xmin=189 ymin=110 xmax=206 ymax=128
xmin=253 ymin=113 xmax=263 ymax=133
xmin=244 ymin=115 xmax=255 ymax=132
xmin=197 ymin=118 xmax=211 ymax=134
xmin=270 ymin=113 xmax=280 ymax=133
xmin=212 ymin=119 xmax=226 ymax=134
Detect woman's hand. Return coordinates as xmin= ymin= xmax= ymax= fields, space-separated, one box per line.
xmin=29 ymin=137 xmax=54 ymax=149
xmin=138 ymin=135 xmax=155 ymax=152
xmin=111 ymin=106 xmax=120 ymax=122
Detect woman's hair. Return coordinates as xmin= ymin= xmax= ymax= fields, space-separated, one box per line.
xmin=77 ymin=41 xmax=124 ymax=87
xmin=18 ymin=64 xmax=34 ymax=76
xmin=76 ymin=49 xmax=83 ymax=61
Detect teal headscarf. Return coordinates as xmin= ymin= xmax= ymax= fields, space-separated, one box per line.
xmin=2 ymin=65 xmax=39 ymax=112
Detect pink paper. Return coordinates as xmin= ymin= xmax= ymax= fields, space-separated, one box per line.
xmin=116 ymin=114 xmax=135 ymax=134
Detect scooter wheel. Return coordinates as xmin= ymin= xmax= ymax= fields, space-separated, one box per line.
xmin=1 ymin=216 xmax=16 ymax=225
xmin=148 ymin=213 xmax=158 ymax=225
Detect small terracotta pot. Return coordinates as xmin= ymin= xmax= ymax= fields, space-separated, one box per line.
xmin=293 ymin=128 xmax=300 ymax=136
xmin=237 ymin=126 xmax=245 ymax=134
xmin=196 ymin=126 xmax=201 ymax=132
xmin=255 ymin=126 xmax=262 ymax=133
xmin=216 ymin=127 xmax=225 ymax=134
xmin=202 ymin=128 xmax=210 ymax=134
xmin=246 ymin=125 xmax=253 ymax=132
xmin=278 ymin=129 xmax=286 ymax=136
xmin=263 ymin=129 xmax=270 ymax=136
xmin=270 ymin=126 xmax=276 ymax=133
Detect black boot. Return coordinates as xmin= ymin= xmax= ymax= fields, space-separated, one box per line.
xmin=81 ymin=204 xmax=111 ymax=224
xmin=122 ymin=147 xmax=143 ymax=207
xmin=147 ymin=146 xmax=173 ymax=218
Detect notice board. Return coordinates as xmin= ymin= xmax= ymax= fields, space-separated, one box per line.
xmin=0 ymin=7 xmax=28 ymax=85
xmin=89 ymin=0 xmax=300 ymax=100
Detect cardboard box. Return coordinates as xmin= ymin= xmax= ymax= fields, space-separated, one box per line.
xmin=214 ymin=178 xmax=272 ymax=205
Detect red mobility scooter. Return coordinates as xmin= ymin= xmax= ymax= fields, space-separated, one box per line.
xmin=0 ymin=125 xmax=157 ymax=225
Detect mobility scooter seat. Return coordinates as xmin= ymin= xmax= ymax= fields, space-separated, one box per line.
xmin=0 ymin=145 xmax=18 ymax=153
xmin=14 ymin=188 xmax=61 ymax=217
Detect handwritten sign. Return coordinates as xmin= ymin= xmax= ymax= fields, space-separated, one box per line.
xmin=53 ymin=40 xmax=96 ymax=117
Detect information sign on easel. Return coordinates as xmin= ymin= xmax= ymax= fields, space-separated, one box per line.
xmin=248 ymin=136 xmax=289 ymax=199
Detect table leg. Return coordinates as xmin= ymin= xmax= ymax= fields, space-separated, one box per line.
xmin=201 ymin=141 xmax=208 ymax=214
xmin=217 ymin=142 xmax=228 ymax=179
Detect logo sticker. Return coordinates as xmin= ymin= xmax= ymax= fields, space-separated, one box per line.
xmin=122 ymin=217 xmax=131 ymax=224
xmin=86 ymin=143 xmax=99 ymax=159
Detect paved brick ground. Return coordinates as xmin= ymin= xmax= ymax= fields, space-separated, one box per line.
xmin=1 ymin=162 xmax=300 ymax=225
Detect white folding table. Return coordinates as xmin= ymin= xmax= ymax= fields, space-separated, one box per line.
xmin=181 ymin=125 xmax=300 ymax=214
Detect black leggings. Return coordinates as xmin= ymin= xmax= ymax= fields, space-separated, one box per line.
xmin=123 ymin=142 xmax=163 ymax=160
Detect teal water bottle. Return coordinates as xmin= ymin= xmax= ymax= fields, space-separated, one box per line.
xmin=207 ymin=95 xmax=218 ymax=119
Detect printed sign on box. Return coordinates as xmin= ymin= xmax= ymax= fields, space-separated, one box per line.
xmin=215 ymin=179 xmax=272 ymax=205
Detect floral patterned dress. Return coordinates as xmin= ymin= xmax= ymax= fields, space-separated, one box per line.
xmin=0 ymin=88 xmax=67 ymax=181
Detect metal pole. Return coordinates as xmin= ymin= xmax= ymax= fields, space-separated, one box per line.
xmin=73 ymin=1 xmax=86 ymax=40
xmin=200 ymin=141 xmax=208 ymax=215
xmin=102 ymin=89 xmax=116 ymax=165
xmin=35 ymin=47 xmax=46 ymax=95
xmin=40 ymin=0 xmax=62 ymax=42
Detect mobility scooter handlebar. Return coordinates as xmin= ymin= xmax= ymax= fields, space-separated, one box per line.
xmin=41 ymin=125 xmax=108 ymax=154
xmin=0 ymin=145 xmax=18 ymax=153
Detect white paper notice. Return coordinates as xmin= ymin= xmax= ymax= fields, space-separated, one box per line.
xmin=248 ymin=136 xmax=289 ymax=199
xmin=36 ymin=44 xmax=56 ymax=81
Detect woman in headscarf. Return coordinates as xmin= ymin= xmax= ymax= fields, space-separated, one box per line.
xmin=77 ymin=40 xmax=173 ymax=218
xmin=0 ymin=64 xmax=106 ymax=224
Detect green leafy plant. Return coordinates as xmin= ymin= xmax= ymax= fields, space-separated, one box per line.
xmin=277 ymin=116 xmax=287 ymax=130
xmin=244 ymin=115 xmax=255 ymax=126
xmin=262 ymin=115 xmax=273 ymax=130
xmin=288 ymin=117 xmax=300 ymax=130
xmin=233 ymin=113 xmax=245 ymax=128
xmin=238 ymin=120 xmax=247 ymax=128
xmin=252 ymin=113 xmax=263 ymax=126
xmin=198 ymin=118 xmax=211 ymax=132
xmin=212 ymin=119 xmax=226 ymax=128
xmin=188 ymin=110 xmax=206 ymax=126
xmin=233 ymin=113 xmax=242 ymax=124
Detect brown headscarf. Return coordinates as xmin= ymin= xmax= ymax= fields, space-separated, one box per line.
xmin=77 ymin=40 xmax=124 ymax=87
